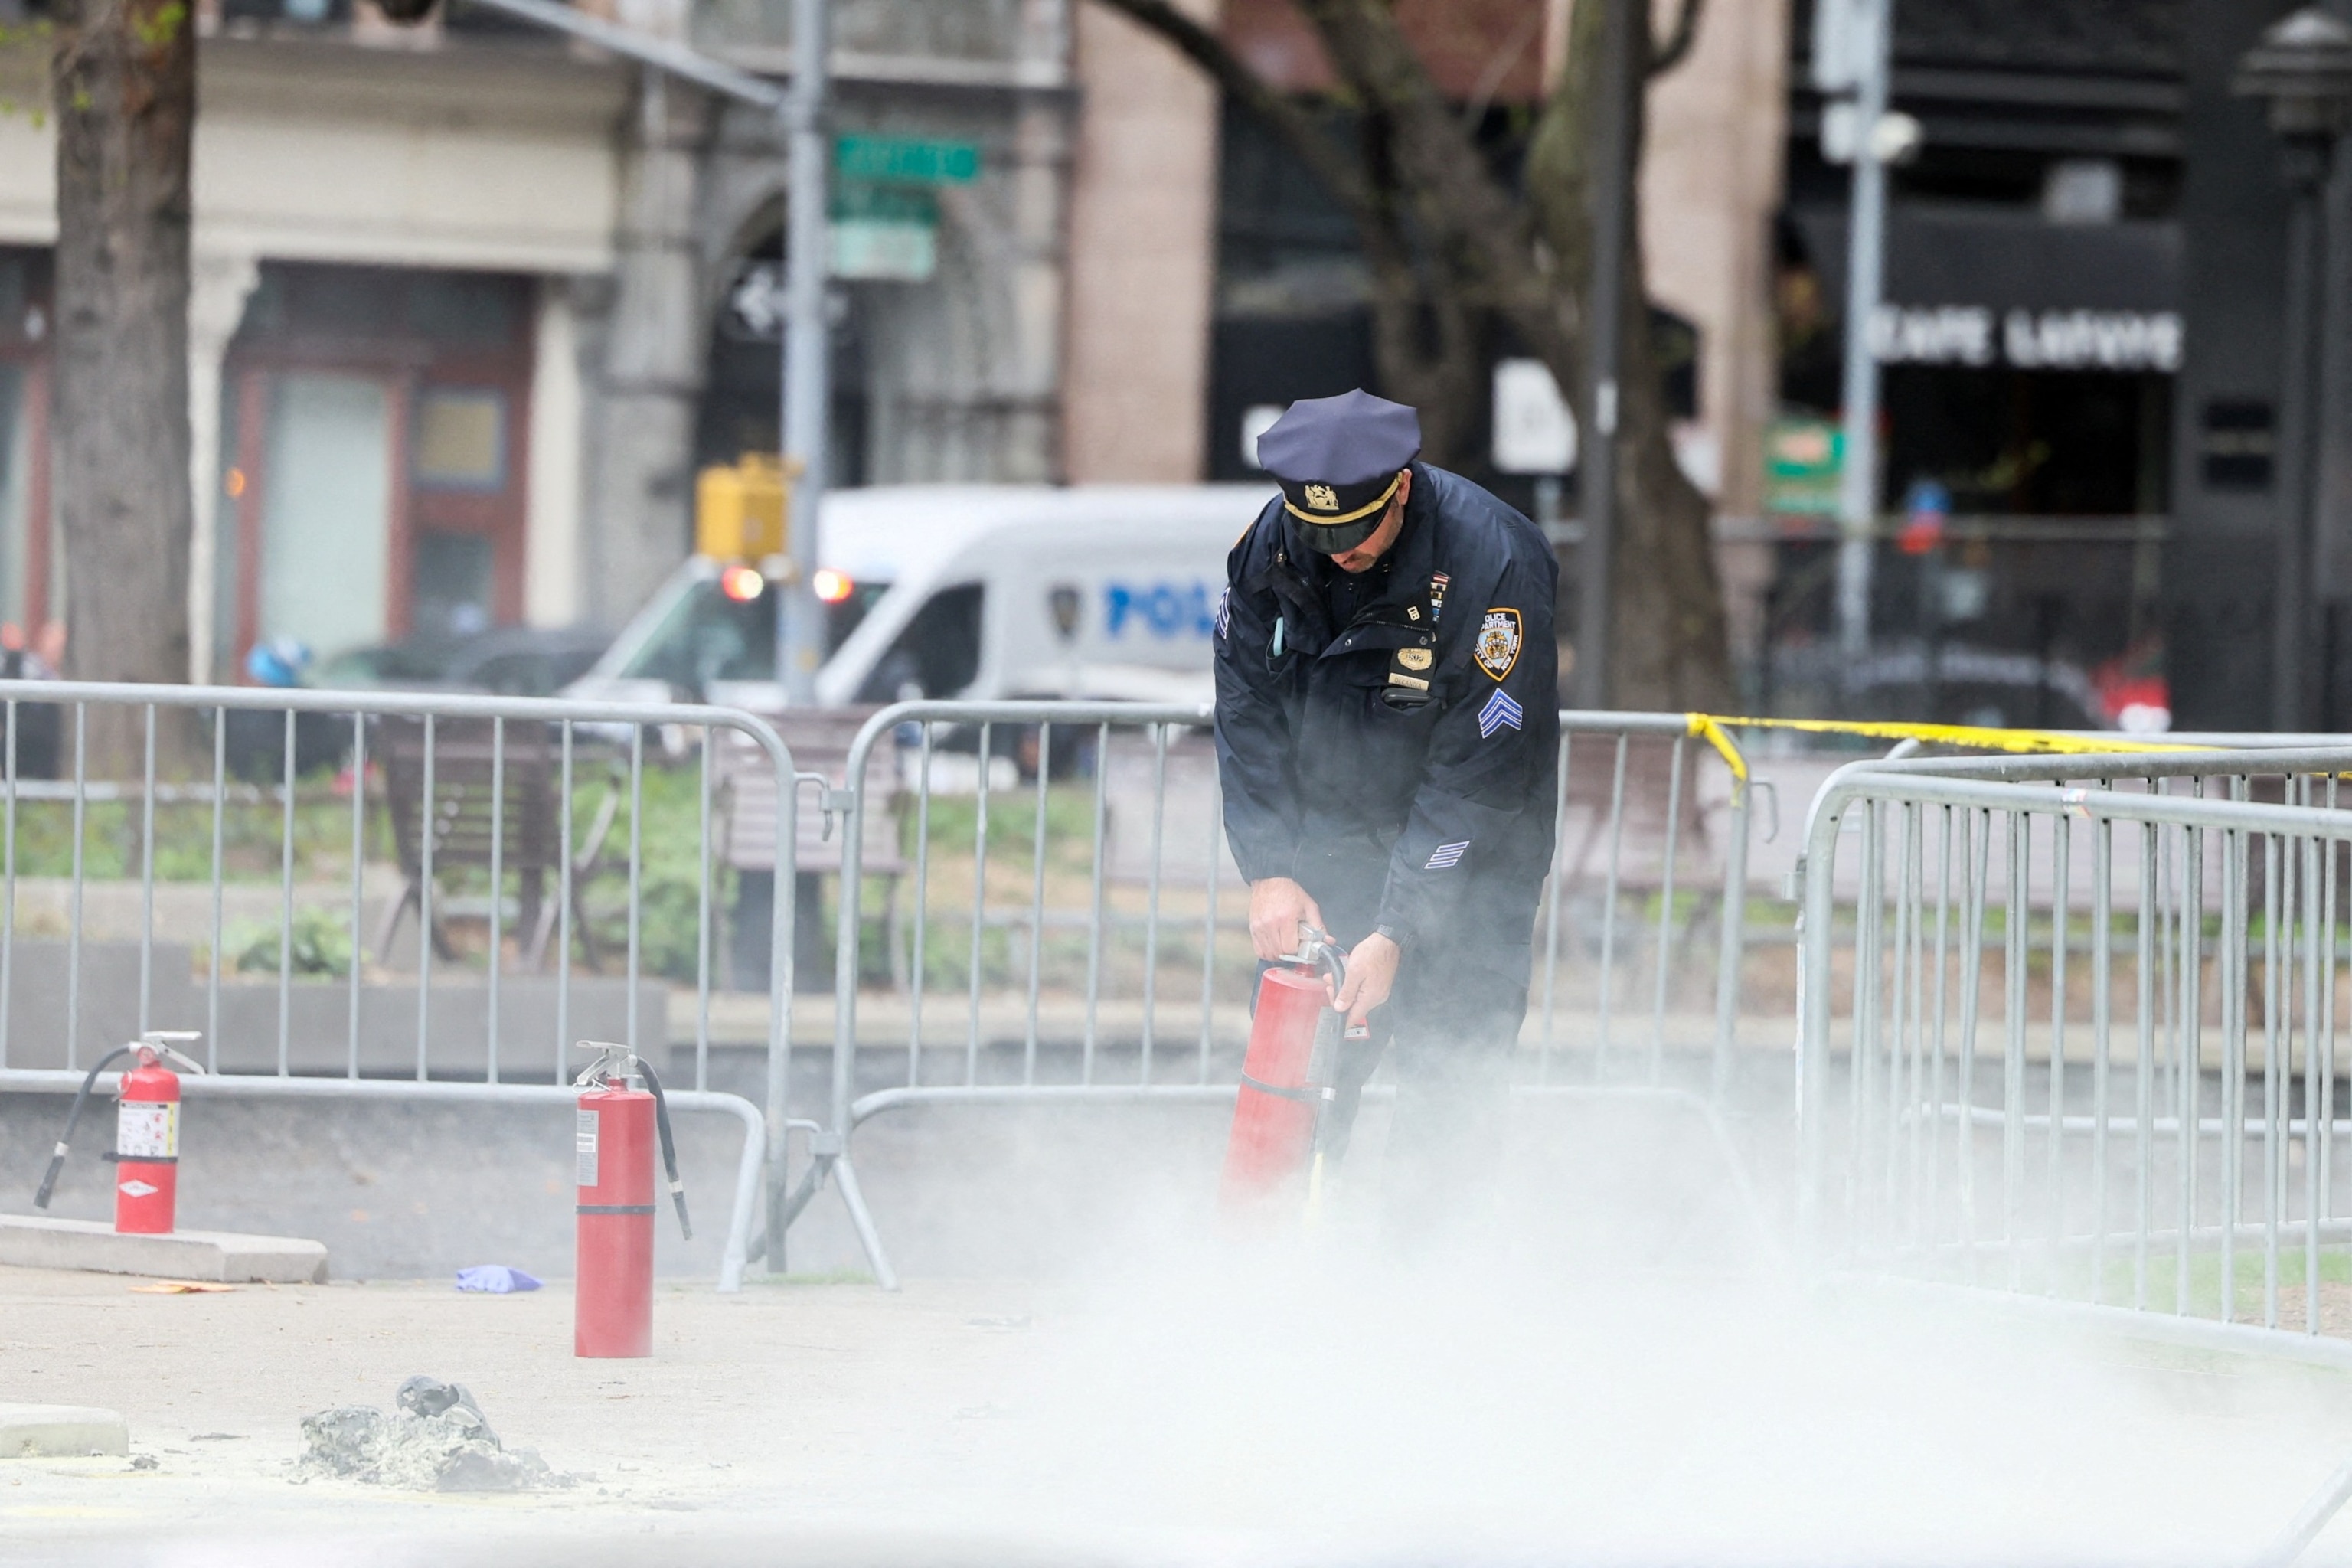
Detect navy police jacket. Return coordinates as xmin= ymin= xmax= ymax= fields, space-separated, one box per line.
xmin=1213 ymin=462 xmax=1560 ymax=948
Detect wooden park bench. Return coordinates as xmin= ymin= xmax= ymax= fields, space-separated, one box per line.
xmin=372 ymin=717 xmax=622 ymax=970
xmin=712 ymin=708 xmax=910 ymax=990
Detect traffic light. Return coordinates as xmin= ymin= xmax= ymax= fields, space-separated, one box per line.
xmin=694 ymin=454 xmax=790 ymax=562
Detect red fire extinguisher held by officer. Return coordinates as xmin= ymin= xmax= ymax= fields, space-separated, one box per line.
xmin=573 ymin=1041 xmax=691 ymax=1359
xmin=1220 ymin=926 xmax=1353 ymax=1218
xmin=34 ymin=1031 xmax=205 ymax=1234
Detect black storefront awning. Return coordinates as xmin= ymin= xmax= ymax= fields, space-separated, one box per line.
xmin=1791 ymin=205 xmax=2182 ymax=371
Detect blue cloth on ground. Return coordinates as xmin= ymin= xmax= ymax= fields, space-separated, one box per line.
xmin=454 ymin=1266 xmax=541 ymax=1294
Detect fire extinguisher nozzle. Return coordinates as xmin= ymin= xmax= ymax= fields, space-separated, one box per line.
xmin=33 ymin=1152 xmax=64 ymax=1209
xmin=671 ymin=1185 xmax=693 ymax=1241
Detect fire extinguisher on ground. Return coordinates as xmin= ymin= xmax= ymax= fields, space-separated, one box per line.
xmin=34 ymin=1031 xmax=206 ymax=1234
xmin=573 ymin=1041 xmax=691 ymax=1358
xmin=1220 ymin=926 xmax=1352 ymax=1217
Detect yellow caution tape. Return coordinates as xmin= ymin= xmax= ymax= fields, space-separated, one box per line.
xmin=1681 ymin=714 xmax=2213 ymax=786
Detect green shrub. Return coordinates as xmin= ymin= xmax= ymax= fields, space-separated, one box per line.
xmin=228 ymin=906 xmax=354 ymax=978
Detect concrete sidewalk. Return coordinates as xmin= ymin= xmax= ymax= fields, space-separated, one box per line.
xmin=8 ymin=1255 xmax=2352 ymax=1566
xmin=0 ymin=1266 xmax=1056 ymax=1563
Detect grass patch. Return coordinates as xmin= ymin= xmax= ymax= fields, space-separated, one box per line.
xmin=1942 ymin=1240 xmax=2352 ymax=1323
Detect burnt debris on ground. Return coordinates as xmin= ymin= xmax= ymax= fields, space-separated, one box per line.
xmin=295 ymin=1375 xmax=574 ymax=1492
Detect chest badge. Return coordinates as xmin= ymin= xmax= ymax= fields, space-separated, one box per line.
xmin=1475 ymin=609 xmax=1522 ymax=681
xmin=1398 ymin=647 xmax=1433 ymax=671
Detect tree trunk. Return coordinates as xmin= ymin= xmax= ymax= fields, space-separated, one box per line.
xmin=51 ymin=0 xmax=197 ymax=769
xmin=1354 ymin=114 xmax=1485 ymax=468
xmin=1608 ymin=220 xmax=1733 ymax=710
xmin=1525 ymin=0 xmax=1730 ymax=710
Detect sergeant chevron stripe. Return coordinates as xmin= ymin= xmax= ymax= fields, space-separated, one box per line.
xmin=1425 ymin=840 xmax=1469 ymax=871
xmin=1477 ymin=688 xmax=1524 ymax=737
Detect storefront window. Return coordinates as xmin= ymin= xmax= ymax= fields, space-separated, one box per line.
xmin=227 ymin=263 xmax=532 ymax=667
xmin=413 ymin=388 xmax=507 ymax=491
xmin=260 ymin=373 xmax=392 ymax=661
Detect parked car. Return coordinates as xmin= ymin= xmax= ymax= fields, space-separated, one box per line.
xmin=312 ymin=625 xmax=612 ymax=698
xmin=214 ymin=626 xmax=609 ymax=782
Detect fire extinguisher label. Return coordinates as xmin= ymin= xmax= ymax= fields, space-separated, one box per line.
xmin=576 ymin=1109 xmax=599 ymax=1188
xmin=116 ymin=1102 xmax=178 ymax=1160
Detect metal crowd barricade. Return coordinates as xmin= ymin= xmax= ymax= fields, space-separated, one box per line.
xmin=1795 ymin=743 xmax=2352 ymax=1350
xmin=803 ymin=699 xmax=1759 ymax=1287
xmin=0 ymin=679 xmax=838 ymax=1292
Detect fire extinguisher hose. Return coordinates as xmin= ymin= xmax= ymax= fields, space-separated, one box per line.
xmin=635 ymin=1059 xmax=693 ymax=1240
xmin=33 ymin=1044 xmax=136 ymax=1210
xmin=1295 ymin=923 xmax=1348 ymax=998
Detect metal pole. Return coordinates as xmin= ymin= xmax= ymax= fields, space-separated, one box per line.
xmin=2274 ymin=145 xmax=2330 ymax=732
xmin=779 ymin=0 xmax=831 ymax=709
xmin=1575 ymin=0 xmax=1636 ymax=710
xmin=447 ymin=0 xmax=815 ymax=707
xmin=1834 ymin=0 xmax=1891 ymax=661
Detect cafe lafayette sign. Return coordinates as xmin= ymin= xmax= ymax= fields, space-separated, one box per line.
xmin=1867 ymin=302 xmax=2183 ymax=373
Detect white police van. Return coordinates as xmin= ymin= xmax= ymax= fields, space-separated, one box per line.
xmin=564 ymin=484 xmax=1277 ymax=709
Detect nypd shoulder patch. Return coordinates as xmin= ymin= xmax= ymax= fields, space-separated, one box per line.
xmin=1425 ymin=840 xmax=1469 ymax=871
xmin=1475 ymin=609 xmax=1522 ymax=681
xmin=1478 ymin=688 xmax=1524 ymax=738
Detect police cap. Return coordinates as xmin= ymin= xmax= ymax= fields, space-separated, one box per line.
xmin=1256 ymin=389 xmax=1422 ymax=554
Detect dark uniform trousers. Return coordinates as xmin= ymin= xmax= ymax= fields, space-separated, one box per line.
xmin=1217 ymin=462 xmax=1559 ymax=1237
xmin=1276 ymin=835 xmax=1536 ymax=1231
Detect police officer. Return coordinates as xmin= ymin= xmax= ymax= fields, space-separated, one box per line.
xmin=1214 ymin=388 xmax=1559 ymax=1229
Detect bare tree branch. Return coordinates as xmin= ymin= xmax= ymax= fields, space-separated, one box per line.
xmin=1086 ymin=0 xmax=1730 ymax=704
xmin=1290 ymin=0 xmax=1569 ymax=361
xmin=1083 ymin=0 xmax=1382 ymax=231
xmin=1648 ymin=0 xmax=1705 ymax=77
xmin=1459 ymin=2 xmax=1545 ymax=131
xmin=1085 ymin=0 xmax=1511 ymax=466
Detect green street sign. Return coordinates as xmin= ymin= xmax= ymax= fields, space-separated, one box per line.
xmin=834 ymin=134 xmax=981 ymax=186
xmin=1763 ymin=417 xmax=1844 ymax=518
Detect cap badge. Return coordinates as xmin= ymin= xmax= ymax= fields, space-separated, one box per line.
xmin=1304 ymin=483 xmax=1339 ymax=512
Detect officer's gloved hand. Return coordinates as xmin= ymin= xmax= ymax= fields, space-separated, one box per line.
xmin=1247 ymin=877 xmax=1324 ymax=962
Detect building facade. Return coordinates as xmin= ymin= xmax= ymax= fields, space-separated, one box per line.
xmin=2167 ymin=0 xmax=2352 ymax=731
xmin=1769 ymin=0 xmax=2188 ymax=726
xmin=0 ymin=0 xmax=1096 ymax=678
xmin=0 ymin=0 xmax=1796 ymax=693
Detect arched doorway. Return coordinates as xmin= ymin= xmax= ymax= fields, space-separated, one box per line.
xmin=695 ymin=227 xmax=871 ymax=488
